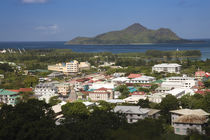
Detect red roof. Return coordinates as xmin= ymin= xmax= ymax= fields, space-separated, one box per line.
xmin=95 ymin=87 xmax=108 ymax=91
xmin=130 ymin=91 xmax=145 ymax=95
xmin=7 ymin=89 xmax=19 ymax=92
xmin=89 ymin=92 xmax=110 ymax=94
xmin=128 ymin=74 xmax=142 ymax=79
xmin=205 ymin=72 xmax=210 ymax=78
xmin=7 ymin=88 xmax=32 ymax=93
xmin=195 ymin=71 xmax=206 ymax=77
xmin=19 ymin=88 xmax=33 ymax=92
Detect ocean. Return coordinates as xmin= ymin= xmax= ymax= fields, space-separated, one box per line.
xmin=0 ymin=40 xmax=210 ymax=60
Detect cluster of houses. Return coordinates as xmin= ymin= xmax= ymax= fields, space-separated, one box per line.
xmin=0 ymin=60 xmax=209 ymax=136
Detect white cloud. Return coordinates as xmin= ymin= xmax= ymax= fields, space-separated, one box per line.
xmin=22 ymin=0 xmax=49 ymax=4
xmin=35 ymin=25 xmax=59 ymax=34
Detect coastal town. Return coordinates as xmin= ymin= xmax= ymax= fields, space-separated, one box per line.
xmin=0 ymin=50 xmax=210 ymax=139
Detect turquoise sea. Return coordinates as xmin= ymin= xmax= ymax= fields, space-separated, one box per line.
xmin=0 ymin=40 xmax=210 ymax=60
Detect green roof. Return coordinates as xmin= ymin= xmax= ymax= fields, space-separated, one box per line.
xmin=0 ymin=89 xmax=19 ymax=95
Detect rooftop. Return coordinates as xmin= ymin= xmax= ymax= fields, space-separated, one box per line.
xmin=114 ymin=106 xmax=150 ymax=114
xmin=153 ymin=63 xmax=181 ymax=68
xmin=174 ymin=115 xmax=208 ymax=124
xmin=0 ymin=89 xmax=19 ymax=95
xmin=170 ymin=109 xmax=209 ymax=116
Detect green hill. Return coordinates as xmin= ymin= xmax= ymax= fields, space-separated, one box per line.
xmin=66 ymin=23 xmax=190 ymax=45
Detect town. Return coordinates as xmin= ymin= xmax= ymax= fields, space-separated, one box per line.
xmin=0 ymin=49 xmax=209 ymax=139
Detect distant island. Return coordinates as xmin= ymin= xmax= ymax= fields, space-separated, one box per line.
xmin=66 ymin=23 xmax=196 ymax=45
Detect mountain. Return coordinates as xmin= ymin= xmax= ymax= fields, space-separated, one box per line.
xmin=66 ymin=23 xmax=191 ymax=45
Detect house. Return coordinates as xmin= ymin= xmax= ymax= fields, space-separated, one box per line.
xmin=195 ymin=71 xmax=206 ymax=80
xmin=34 ymin=82 xmax=58 ymax=103
xmin=128 ymin=74 xmax=142 ymax=79
xmin=152 ymin=63 xmax=181 ymax=74
xmin=112 ymin=77 xmax=129 ymax=83
xmin=170 ymin=109 xmax=209 ymax=135
xmin=123 ymin=95 xmax=147 ymax=104
xmin=89 ymin=88 xmax=113 ymax=101
xmin=79 ymin=62 xmax=91 ymax=71
xmin=126 ymin=76 xmax=156 ymax=84
xmin=55 ymin=83 xmax=71 ymax=96
xmin=147 ymin=93 xmax=167 ymax=103
xmin=166 ymin=88 xmax=186 ymax=98
xmin=155 ymin=87 xmax=172 ymax=93
xmin=47 ymin=72 xmax=64 ymax=78
xmin=114 ymin=106 xmax=160 ymax=123
xmin=0 ymin=89 xmax=20 ymax=106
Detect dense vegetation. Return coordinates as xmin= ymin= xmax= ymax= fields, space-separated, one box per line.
xmin=0 ymin=98 xmax=210 ymax=140
xmin=67 ymin=23 xmax=189 ymax=45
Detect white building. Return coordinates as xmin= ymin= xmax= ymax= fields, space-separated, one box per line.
xmin=170 ymin=109 xmax=209 ymax=135
xmin=34 ymin=82 xmax=58 ymax=103
xmin=123 ymin=95 xmax=147 ymax=104
xmin=166 ymin=88 xmax=186 ymax=98
xmin=161 ymin=75 xmax=198 ymax=89
xmin=114 ymin=106 xmax=160 ymax=123
xmin=126 ymin=76 xmax=156 ymax=84
xmin=147 ymin=93 xmax=167 ymax=103
xmin=89 ymin=88 xmax=113 ymax=101
xmin=79 ymin=62 xmax=91 ymax=71
xmin=152 ymin=63 xmax=181 ymax=74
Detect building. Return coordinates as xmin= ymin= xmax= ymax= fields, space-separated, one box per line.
xmin=79 ymin=62 xmax=91 ymax=71
xmin=123 ymin=95 xmax=147 ymax=104
xmin=0 ymin=89 xmax=19 ymax=106
xmin=34 ymin=82 xmax=58 ymax=103
xmin=195 ymin=71 xmax=206 ymax=80
xmin=89 ymin=88 xmax=113 ymax=101
xmin=170 ymin=109 xmax=209 ymax=135
xmin=114 ymin=106 xmax=160 ymax=123
xmin=147 ymin=93 xmax=167 ymax=103
xmin=161 ymin=75 xmax=198 ymax=89
xmin=152 ymin=63 xmax=181 ymax=74
xmin=48 ymin=60 xmax=79 ymax=73
xmin=166 ymin=88 xmax=186 ymax=98
xmin=56 ymin=83 xmax=71 ymax=96
xmin=126 ymin=76 xmax=156 ymax=84
xmin=128 ymin=74 xmax=142 ymax=79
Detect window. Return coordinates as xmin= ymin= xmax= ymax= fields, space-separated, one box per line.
xmin=176 ymin=128 xmax=180 ymax=132
xmin=130 ymin=119 xmax=133 ymax=122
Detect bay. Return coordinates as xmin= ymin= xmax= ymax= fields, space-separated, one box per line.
xmin=0 ymin=40 xmax=210 ymax=60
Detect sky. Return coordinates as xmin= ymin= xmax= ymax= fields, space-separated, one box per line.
xmin=0 ymin=0 xmax=210 ymax=41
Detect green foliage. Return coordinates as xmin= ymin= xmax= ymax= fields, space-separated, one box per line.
xmin=0 ymin=99 xmax=55 ymax=140
xmin=110 ymin=118 xmax=164 ymax=140
xmin=49 ymin=96 xmax=61 ymax=106
xmin=61 ymin=102 xmax=89 ymax=121
xmin=204 ymin=79 xmax=210 ymax=88
xmin=67 ymin=23 xmax=184 ymax=45
xmin=0 ymin=63 xmax=13 ymax=73
xmin=115 ymin=85 xmax=129 ymax=98
xmin=23 ymin=76 xmax=38 ymax=88
xmin=178 ymin=93 xmax=210 ymax=112
xmin=160 ymin=95 xmax=179 ymax=123
xmin=137 ymin=99 xmax=150 ymax=108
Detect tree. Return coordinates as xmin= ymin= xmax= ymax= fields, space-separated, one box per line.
xmin=137 ymin=99 xmax=150 ymax=108
xmin=20 ymin=91 xmax=35 ymax=102
xmin=116 ymin=85 xmax=129 ymax=98
xmin=23 ymin=76 xmax=38 ymax=88
xmin=160 ymin=95 xmax=179 ymax=123
xmin=49 ymin=96 xmax=61 ymax=106
xmin=61 ymin=102 xmax=89 ymax=121
xmin=0 ymin=99 xmax=55 ymax=140
xmin=204 ymin=79 xmax=210 ymax=88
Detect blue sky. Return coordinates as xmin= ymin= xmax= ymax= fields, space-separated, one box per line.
xmin=0 ymin=0 xmax=210 ymax=41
